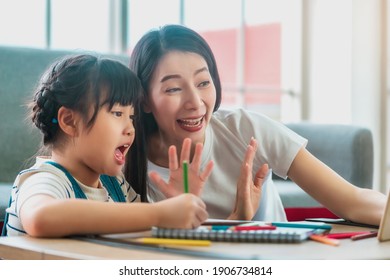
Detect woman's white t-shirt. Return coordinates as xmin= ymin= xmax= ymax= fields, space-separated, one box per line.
xmin=147 ymin=108 xmax=307 ymax=221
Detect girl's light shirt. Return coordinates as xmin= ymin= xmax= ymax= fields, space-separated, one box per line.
xmin=6 ymin=157 xmax=139 ymax=236
xmin=147 ymin=108 xmax=307 ymax=221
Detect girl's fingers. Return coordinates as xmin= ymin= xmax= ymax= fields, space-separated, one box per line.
xmin=168 ymin=145 xmax=178 ymax=171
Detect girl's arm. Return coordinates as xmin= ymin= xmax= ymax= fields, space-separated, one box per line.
xmin=288 ymin=147 xmax=386 ymax=225
xmin=20 ymin=193 xmax=208 ymax=237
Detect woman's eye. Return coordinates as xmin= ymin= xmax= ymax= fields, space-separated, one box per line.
xmin=165 ymin=87 xmax=180 ymax=93
xmin=199 ymin=80 xmax=210 ymax=87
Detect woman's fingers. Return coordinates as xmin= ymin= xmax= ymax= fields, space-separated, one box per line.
xmin=191 ymin=142 xmax=203 ymax=172
xmin=168 ymin=145 xmax=178 ymax=171
xmin=150 ymin=171 xmax=176 ymax=197
xmin=200 ymin=160 xmax=214 ymax=182
xmin=254 ymin=164 xmax=269 ymax=189
xmin=179 ymin=138 xmax=191 ymax=164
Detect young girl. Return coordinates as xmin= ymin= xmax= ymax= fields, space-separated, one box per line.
xmin=127 ymin=24 xmax=386 ymax=225
xmin=3 ymin=54 xmax=208 ymax=237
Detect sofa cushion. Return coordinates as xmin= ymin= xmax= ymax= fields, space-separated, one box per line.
xmin=0 ymin=183 xmax=12 ymax=223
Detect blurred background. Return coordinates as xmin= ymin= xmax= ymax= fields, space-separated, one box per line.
xmin=0 ymin=0 xmax=389 ymax=193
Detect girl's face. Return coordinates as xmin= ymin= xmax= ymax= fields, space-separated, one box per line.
xmin=147 ymin=51 xmax=217 ymax=148
xmin=73 ymin=102 xmax=135 ymax=181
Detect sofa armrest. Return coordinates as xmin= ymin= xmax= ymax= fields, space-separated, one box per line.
xmin=273 ymin=122 xmax=374 ymax=220
xmin=285 ymin=122 xmax=374 ymax=189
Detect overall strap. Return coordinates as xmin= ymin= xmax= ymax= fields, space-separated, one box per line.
xmin=46 ymin=161 xmax=125 ymax=202
xmin=1 ymin=195 xmax=12 ymax=236
xmin=100 ymin=175 xmax=126 ymax=203
xmin=45 ymin=161 xmax=87 ymax=199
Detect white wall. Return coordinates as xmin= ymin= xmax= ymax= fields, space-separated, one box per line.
xmin=303 ymin=0 xmax=387 ymax=192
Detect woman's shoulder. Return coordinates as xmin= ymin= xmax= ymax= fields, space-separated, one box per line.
xmin=211 ymin=108 xmax=282 ymax=131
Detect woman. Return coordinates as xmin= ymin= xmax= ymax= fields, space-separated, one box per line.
xmin=127 ymin=24 xmax=386 ymax=224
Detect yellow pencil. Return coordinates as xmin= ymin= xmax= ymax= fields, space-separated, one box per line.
xmin=309 ymin=234 xmax=340 ymax=246
xmin=137 ymin=237 xmax=211 ymax=247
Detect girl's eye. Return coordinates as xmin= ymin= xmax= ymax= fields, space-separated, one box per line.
xmin=112 ymin=111 xmax=123 ymax=117
xmin=130 ymin=115 xmax=136 ymax=121
xmin=199 ymin=80 xmax=210 ymax=87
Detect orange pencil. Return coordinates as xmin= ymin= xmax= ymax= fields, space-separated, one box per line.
xmin=309 ymin=234 xmax=340 ymax=246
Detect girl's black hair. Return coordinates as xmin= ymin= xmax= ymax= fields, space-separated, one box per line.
xmin=31 ymin=54 xmax=147 ymax=200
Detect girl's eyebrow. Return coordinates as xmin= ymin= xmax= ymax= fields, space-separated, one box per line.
xmin=160 ymin=67 xmax=209 ymax=83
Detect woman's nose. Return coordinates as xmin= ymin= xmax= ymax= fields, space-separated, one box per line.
xmin=184 ymin=87 xmax=202 ymax=109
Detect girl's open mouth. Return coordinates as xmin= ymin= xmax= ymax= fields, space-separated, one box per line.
xmin=114 ymin=144 xmax=129 ymax=164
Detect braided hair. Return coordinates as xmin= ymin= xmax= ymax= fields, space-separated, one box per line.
xmin=29 ymin=54 xmax=147 ymax=197
xmin=31 ymin=54 xmax=142 ymax=145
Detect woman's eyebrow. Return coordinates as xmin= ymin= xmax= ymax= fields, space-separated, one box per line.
xmin=194 ymin=67 xmax=208 ymax=76
xmin=160 ymin=74 xmax=180 ymax=83
xmin=160 ymin=67 xmax=209 ymax=83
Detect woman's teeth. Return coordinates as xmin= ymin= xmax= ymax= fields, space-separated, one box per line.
xmin=178 ymin=116 xmax=203 ymax=127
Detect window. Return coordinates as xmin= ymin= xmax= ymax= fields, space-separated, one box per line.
xmin=51 ymin=0 xmax=110 ymax=52
xmin=0 ymin=0 xmax=46 ymax=48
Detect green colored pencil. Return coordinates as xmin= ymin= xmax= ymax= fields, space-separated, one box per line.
xmin=183 ymin=160 xmax=189 ymax=193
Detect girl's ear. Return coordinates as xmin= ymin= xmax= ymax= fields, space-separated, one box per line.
xmin=57 ymin=106 xmax=79 ymax=137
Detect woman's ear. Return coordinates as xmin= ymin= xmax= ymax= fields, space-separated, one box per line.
xmin=57 ymin=107 xmax=79 ymax=137
xmin=143 ymin=100 xmax=152 ymax=113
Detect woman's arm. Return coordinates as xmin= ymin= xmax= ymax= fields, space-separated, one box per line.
xmin=20 ymin=193 xmax=208 ymax=237
xmin=288 ymin=147 xmax=386 ymax=225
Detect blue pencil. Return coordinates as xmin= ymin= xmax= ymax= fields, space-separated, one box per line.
xmin=271 ymin=222 xmax=332 ymax=230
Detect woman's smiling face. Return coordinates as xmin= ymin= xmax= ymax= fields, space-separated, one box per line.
xmin=146 ymin=51 xmax=216 ymax=148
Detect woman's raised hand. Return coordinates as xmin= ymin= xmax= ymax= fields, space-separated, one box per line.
xmin=228 ymin=138 xmax=269 ymax=220
xmin=149 ymin=138 xmax=214 ymax=198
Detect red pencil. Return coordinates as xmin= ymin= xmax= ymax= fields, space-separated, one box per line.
xmin=233 ymin=225 xmax=277 ymax=231
xmin=351 ymin=231 xmax=378 ymax=241
xmin=324 ymin=231 xmax=372 ymax=239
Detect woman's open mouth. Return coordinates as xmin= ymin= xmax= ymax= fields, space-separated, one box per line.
xmin=177 ymin=116 xmax=204 ymax=132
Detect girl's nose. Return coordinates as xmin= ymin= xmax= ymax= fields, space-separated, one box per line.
xmin=124 ymin=120 xmax=135 ymax=136
xmin=126 ymin=129 xmax=135 ymax=136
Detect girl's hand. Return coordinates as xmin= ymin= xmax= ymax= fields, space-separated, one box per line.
xmin=149 ymin=138 xmax=214 ymax=197
xmin=228 ymin=138 xmax=269 ymax=220
xmin=155 ymin=193 xmax=208 ymax=228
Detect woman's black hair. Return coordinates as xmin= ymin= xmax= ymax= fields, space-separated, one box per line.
xmin=31 ymin=54 xmax=147 ymax=200
xmin=126 ymin=25 xmax=221 ymax=200
xmin=129 ymin=24 xmax=222 ymax=139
